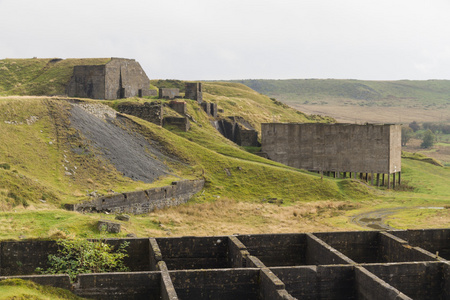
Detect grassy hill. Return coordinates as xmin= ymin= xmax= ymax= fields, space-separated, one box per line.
xmin=0 ymin=63 xmax=448 ymax=241
xmin=230 ymin=79 xmax=450 ymax=124
xmin=0 ymin=58 xmax=110 ymax=96
xmin=232 ymin=79 xmax=450 ymax=107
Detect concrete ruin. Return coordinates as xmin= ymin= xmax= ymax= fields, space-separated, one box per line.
xmin=66 ymin=58 xmax=152 ymax=99
xmin=66 ymin=179 xmax=205 ymax=214
xmin=215 ymin=116 xmax=260 ymax=147
xmin=159 ymin=88 xmax=180 ymax=99
xmin=185 ymin=82 xmax=203 ymax=103
xmin=0 ymin=229 xmax=449 ymax=299
xmin=262 ymin=123 xmax=402 ymax=187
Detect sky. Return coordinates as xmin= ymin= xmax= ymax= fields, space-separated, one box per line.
xmin=1 ymin=0 xmax=450 ymax=80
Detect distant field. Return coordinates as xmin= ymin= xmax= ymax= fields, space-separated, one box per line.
xmin=231 ymin=79 xmax=450 ymax=124
xmin=288 ymin=104 xmax=448 ymax=124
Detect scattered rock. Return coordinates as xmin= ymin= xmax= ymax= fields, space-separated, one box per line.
xmin=98 ymin=220 xmax=121 ymax=233
xmin=224 ymin=168 xmax=232 ymax=176
xmin=237 ymin=166 xmax=242 ymax=171
xmin=64 ymin=172 xmax=72 ymax=176
xmin=126 ymin=233 xmax=137 ymax=238
xmin=39 ymin=199 xmax=46 ymax=203
xmin=115 ymin=214 xmax=131 ymax=222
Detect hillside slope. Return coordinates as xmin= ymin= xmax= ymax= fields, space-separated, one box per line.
xmin=231 ymin=79 xmax=450 ymax=124
xmin=0 ymin=58 xmax=110 ymax=96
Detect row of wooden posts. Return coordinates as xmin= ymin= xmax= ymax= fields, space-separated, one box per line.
xmin=318 ymin=171 xmax=401 ymax=189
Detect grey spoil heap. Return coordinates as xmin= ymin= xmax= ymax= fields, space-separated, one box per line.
xmin=0 ymin=229 xmax=449 ymax=299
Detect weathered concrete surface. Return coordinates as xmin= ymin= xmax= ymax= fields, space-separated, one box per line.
xmin=1 ymin=229 xmax=449 ymax=299
xmin=261 ymin=123 xmax=401 ymax=174
xmin=71 ymin=179 xmax=205 ymax=214
xmin=159 ymin=88 xmax=180 ymax=99
xmin=66 ymin=57 xmax=151 ymax=100
xmin=185 ymin=82 xmax=202 ymax=103
xmin=163 ymin=116 xmax=190 ymax=132
xmin=116 ymin=101 xmax=163 ymax=126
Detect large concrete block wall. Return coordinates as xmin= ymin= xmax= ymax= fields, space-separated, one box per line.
xmin=71 ymin=179 xmax=205 ymax=214
xmin=105 ymin=58 xmax=151 ymax=99
xmin=66 ymin=58 xmax=151 ymax=100
xmin=66 ymin=65 xmax=106 ymax=99
xmin=261 ymin=123 xmax=402 ymax=174
xmin=1 ymin=229 xmax=449 ymax=299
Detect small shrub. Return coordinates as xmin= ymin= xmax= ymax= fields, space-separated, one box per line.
xmin=0 ymin=163 xmax=10 ymax=170
xmin=37 ymin=238 xmax=129 ymax=281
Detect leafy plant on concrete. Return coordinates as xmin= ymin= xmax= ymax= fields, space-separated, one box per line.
xmin=37 ymin=238 xmax=129 ymax=281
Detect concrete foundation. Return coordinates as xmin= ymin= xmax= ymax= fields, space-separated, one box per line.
xmin=1 ymin=229 xmax=449 ymax=299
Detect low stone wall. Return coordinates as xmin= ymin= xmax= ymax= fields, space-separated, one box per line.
xmin=69 ymin=179 xmax=205 ymax=214
xmin=116 ymin=102 xmax=163 ymax=126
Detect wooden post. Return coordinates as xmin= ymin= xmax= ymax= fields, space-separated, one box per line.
xmin=376 ymin=173 xmax=380 ymax=187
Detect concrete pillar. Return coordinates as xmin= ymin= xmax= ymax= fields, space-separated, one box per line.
xmin=343 ymin=172 xmax=347 ymax=178
xmin=376 ymin=174 xmax=380 ymax=187
xmin=370 ymin=173 xmax=374 ymax=185
xmin=387 ymin=174 xmax=391 ymax=189
xmin=354 ymin=172 xmax=357 ymax=179
xmin=382 ymin=174 xmax=385 ymax=186
xmin=398 ymin=172 xmax=401 ymax=185
xmin=393 ymin=173 xmax=396 ymax=189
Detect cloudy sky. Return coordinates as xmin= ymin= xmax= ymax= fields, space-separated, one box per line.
xmin=1 ymin=0 xmax=450 ymax=80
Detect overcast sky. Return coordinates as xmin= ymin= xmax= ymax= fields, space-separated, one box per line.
xmin=1 ymin=0 xmax=450 ymax=80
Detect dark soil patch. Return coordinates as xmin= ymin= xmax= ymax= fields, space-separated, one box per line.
xmin=69 ymin=103 xmax=172 ymax=183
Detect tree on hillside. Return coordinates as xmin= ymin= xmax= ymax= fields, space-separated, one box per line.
xmin=409 ymin=121 xmax=420 ymax=132
xmin=420 ymin=129 xmax=435 ymax=149
xmin=401 ymin=127 xmax=413 ymax=146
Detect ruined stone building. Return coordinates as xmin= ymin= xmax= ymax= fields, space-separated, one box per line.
xmin=262 ymin=123 xmax=402 ymax=187
xmin=66 ymin=58 xmax=153 ymax=99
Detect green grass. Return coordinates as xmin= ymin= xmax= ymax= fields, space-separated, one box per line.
xmin=401 ymin=151 xmax=444 ymax=167
xmin=231 ymin=79 xmax=450 ymax=109
xmin=0 ymin=279 xmax=85 ymax=299
xmin=0 ymin=58 xmax=110 ymax=96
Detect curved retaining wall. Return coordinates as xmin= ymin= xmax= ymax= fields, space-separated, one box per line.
xmin=66 ymin=179 xmax=204 ymax=214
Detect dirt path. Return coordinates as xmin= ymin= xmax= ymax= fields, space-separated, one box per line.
xmin=350 ymin=207 xmax=408 ymax=230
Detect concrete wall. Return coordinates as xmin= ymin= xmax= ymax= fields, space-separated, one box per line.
xmin=66 ymin=65 xmax=106 ymax=99
xmin=66 ymin=58 xmax=151 ymax=100
xmin=105 ymin=58 xmax=151 ymax=100
xmin=116 ymin=102 xmax=163 ymax=126
xmin=71 ymin=179 xmax=205 ymax=214
xmin=185 ymin=82 xmax=202 ymax=103
xmin=169 ymin=101 xmax=187 ymax=115
xmin=1 ymin=229 xmax=449 ymax=299
xmin=159 ymin=88 xmax=180 ymax=99
xmin=261 ymin=123 xmax=402 ymax=174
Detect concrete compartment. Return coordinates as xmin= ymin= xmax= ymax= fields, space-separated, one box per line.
xmin=236 ymin=233 xmax=349 ymax=267
xmin=74 ymin=272 xmax=162 ymax=300
xmin=314 ymin=231 xmax=434 ymax=264
xmin=155 ymin=236 xmax=230 ymax=270
xmin=271 ymin=266 xmax=357 ymax=300
xmin=390 ymin=229 xmax=450 ymax=260
xmin=169 ymin=269 xmax=260 ymax=300
xmin=363 ymin=262 xmax=449 ymax=300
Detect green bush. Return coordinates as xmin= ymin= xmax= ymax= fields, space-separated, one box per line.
xmin=37 ymin=238 xmax=129 ymax=281
xmin=0 ymin=163 xmax=10 ymax=170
